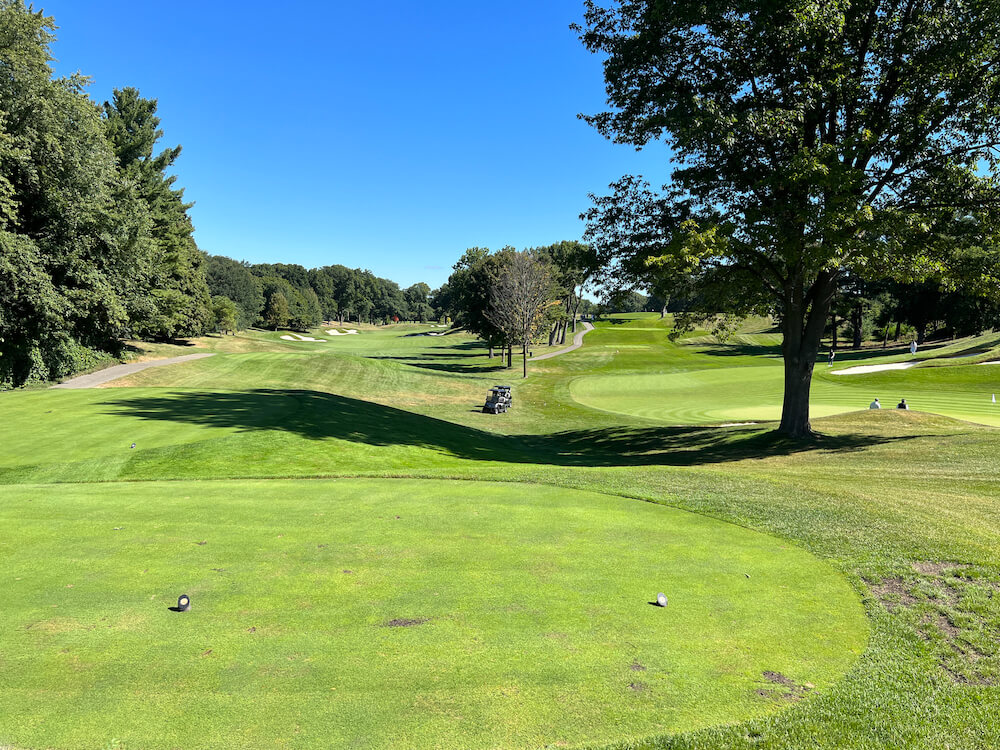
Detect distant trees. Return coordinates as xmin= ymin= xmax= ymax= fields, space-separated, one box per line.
xmin=534 ymin=241 xmax=599 ymax=345
xmin=205 ymin=256 xmax=264 ymax=329
xmin=210 ymin=295 xmax=239 ymax=334
xmin=443 ymin=245 xmax=584 ymax=371
xmin=263 ymin=292 xmax=289 ymax=330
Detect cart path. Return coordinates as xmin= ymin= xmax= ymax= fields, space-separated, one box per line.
xmin=52 ymin=353 xmax=216 ymax=389
xmin=533 ymin=322 xmax=595 ymax=361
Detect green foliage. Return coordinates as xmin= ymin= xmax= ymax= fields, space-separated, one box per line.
xmin=210 ymin=295 xmax=239 ymax=333
xmin=0 ymin=2 xmax=154 ymax=384
xmin=102 ymin=87 xmax=212 ymax=340
xmin=0 ymin=2 xmax=221 ymax=384
xmin=262 ymin=290 xmax=290 ymax=330
xmin=578 ymin=0 xmax=1000 ymax=435
xmin=206 ymin=255 xmax=264 ymax=328
xmin=444 ymin=247 xmax=508 ymax=346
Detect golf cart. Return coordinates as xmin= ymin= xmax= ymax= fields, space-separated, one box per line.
xmin=482 ymin=385 xmax=512 ymax=414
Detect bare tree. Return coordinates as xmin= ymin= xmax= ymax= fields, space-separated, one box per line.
xmin=486 ymin=251 xmax=553 ymax=378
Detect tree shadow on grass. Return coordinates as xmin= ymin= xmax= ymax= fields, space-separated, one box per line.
xmin=102 ymin=389 xmax=923 ymax=467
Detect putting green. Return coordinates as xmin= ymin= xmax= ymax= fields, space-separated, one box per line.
xmin=570 ymin=365 xmax=1000 ymax=426
xmin=0 ymin=478 xmax=865 ymax=749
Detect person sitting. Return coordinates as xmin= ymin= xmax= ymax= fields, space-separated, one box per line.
xmin=897 ymin=399 xmax=909 ymax=410
xmin=870 ymin=398 xmax=881 ymax=409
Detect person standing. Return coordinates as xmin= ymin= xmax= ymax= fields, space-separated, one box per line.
xmin=910 ymin=340 xmax=918 ymax=356
xmin=870 ymin=398 xmax=881 ymax=409
xmin=897 ymin=399 xmax=909 ymax=410
xmin=828 ymin=349 xmax=836 ymax=367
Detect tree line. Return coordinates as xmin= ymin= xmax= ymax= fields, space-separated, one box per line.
xmin=0 ymin=2 xmax=444 ymax=388
xmin=0 ymin=3 xmax=216 ymax=387
xmin=204 ymin=257 xmax=441 ymax=333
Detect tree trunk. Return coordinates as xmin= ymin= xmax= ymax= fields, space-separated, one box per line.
xmin=917 ymin=324 xmax=926 ymax=345
xmin=506 ymin=346 xmax=512 ymax=368
xmin=777 ymin=272 xmax=837 ymax=438
xmin=522 ymin=341 xmax=528 ymax=378
xmin=548 ymin=324 xmax=557 ymax=346
xmin=572 ymin=285 xmax=584 ymax=333
xmin=558 ymin=320 xmax=567 ymax=345
xmin=660 ymin=303 xmax=667 ymax=319
xmin=894 ymin=321 xmax=901 ymax=341
xmin=882 ymin=326 xmax=889 ymax=348
xmin=488 ymin=345 xmax=494 ymax=359
xmin=851 ymin=303 xmax=863 ymax=349
xmin=831 ymin=311 xmax=838 ymax=350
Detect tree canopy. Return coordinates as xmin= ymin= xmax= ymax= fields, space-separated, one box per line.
xmin=578 ymin=0 xmax=1000 ymax=436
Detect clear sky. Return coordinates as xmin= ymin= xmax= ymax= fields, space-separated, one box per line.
xmin=42 ymin=1 xmax=665 ymax=289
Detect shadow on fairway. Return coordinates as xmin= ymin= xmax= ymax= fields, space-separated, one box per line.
xmin=104 ymin=389 xmax=920 ymax=467
xmin=697 ymin=341 xmax=958 ymax=362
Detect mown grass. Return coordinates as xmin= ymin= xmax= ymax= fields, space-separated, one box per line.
xmin=1 ymin=314 xmax=999 ymax=749
xmin=0 ymin=479 xmax=862 ymax=750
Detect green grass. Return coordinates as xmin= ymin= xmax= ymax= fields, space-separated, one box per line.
xmin=1 ymin=313 xmax=999 ymax=749
xmin=568 ymin=319 xmax=1000 ymax=427
xmin=0 ymin=479 xmax=863 ymax=749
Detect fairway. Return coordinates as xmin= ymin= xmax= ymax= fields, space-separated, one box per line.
xmin=0 ymin=479 xmax=864 ymax=749
xmin=569 ymin=337 xmax=1000 ymax=426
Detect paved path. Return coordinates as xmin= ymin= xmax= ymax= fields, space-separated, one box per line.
xmin=52 ymin=353 xmax=216 ymax=389
xmin=532 ymin=321 xmax=595 ymax=362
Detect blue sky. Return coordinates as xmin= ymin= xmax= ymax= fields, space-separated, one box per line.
xmin=43 ymin=1 xmax=665 ymax=289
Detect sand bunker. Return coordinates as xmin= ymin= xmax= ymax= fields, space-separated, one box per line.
xmin=325 ymin=329 xmax=359 ymax=336
xmin=281 ymin=333 xmax=326 ymax=342
xmin=831 ymin=362 xmax=915 ymax=375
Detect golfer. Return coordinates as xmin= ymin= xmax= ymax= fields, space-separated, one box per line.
xmin=870 ymin=398 xmax=881 ymax=409
xmin=828 ymin=349 xmax=836 ymax=366
xmin=910 ymin=340 xmax=918 ymax=356
xmin=897 ymin=399 xmax=909 ymax=410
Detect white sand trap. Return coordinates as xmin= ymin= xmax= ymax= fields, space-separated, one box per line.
xmin=325 ymin=329 xmax=359 ymax=336
xmin=281 ymin=333 xmax=326 ymax=342
xmin=977 ymin=360 xmax=1000 ymax=366
xmin=720 ymin=422 xmax=759 ymax=427
xmin=831 ymin=362 xmax=916 ymax=375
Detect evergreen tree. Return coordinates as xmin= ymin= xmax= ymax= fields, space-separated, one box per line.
xmin=103 ymin=87 xmax=212 ymax=339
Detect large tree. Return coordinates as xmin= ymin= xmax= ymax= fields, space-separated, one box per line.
xmin=0 ymin=2 xmax=153 ymax=386
xmin=578 ymin=0 xmax=1000 ymax=436
xmin=103 ymin=87 xmax=212 ymax=339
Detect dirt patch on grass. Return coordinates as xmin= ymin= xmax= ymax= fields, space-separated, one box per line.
xmin=630 ymin=661 xmax=647 ymax=672
xmin=383 ymin=617 xmax=429 ymax=628
xmin=912 ymin=561 xmax=969 ymax=576
xmin=628 ymin=681 xmax=647 ymax=692
xmin=756 ymin=671 xmax=814 ymax=701
xmin=873 ymin=563 xmax=999 ymax=686
xmin=871 ymin=577 xmax=918 ymax=611
xmin=763 ymin=671 xmax=796 ymax=688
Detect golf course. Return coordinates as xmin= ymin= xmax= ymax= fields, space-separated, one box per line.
xmin=1 ymin=314 xmax=998 ymax=749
